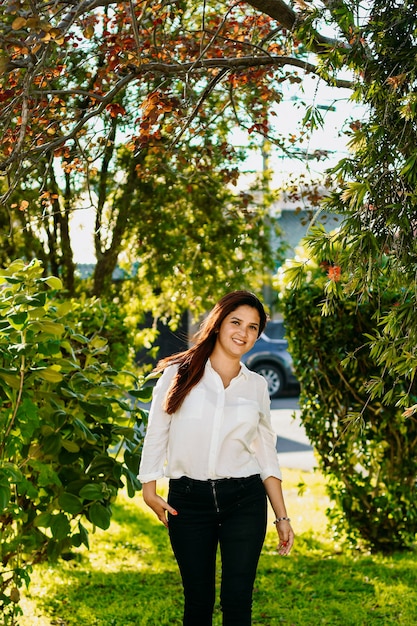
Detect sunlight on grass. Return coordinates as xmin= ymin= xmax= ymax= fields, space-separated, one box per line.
xmin=20 ymin=469 xmax=417 ymax=625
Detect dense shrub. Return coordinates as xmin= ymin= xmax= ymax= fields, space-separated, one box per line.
xmin=276 ymin=245 xmax=417 ymax=553
xmin=0 ymin=260 xmax=149 ymax=623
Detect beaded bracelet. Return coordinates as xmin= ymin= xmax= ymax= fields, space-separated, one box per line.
xmin=273 ymin=517 xmax=291 ymax=524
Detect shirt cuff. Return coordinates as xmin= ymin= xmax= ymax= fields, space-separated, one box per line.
xmin=137 ymin=471 xmax=165 ymax=483
xmin=260 ymin=468 xmax=282 ymax=482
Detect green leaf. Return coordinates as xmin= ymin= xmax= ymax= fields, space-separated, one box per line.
xmin=71 ymin=533 xmax=83 ymax=547
xmin=86 ymin=455 xmax=116 ymax=477
xmin=35 ymin=367 xmax=64 ymax=383
xmin=302 ymin=105 xmax=324 ymax=130
xmin=33 ymin=511 xmax=52 ymax=528
xmin=43 ymin=276 xmax=63 ymax=290
xmin=135 ymin=408 xmax=149 ymax=423
xmin=68 ymin=333 xmax=89 ymax=344
xmin=0 ymin=463 xmax=23 ymax=483
xmin=79 ymin=400 xmax=109 ymax=419
xmin=61 ymin=439 xmax=80 ymax=453
xmin=128 ymin=386 xmax=154 ymax=402
xmin=79 ymin=484 xmax=104 ymax=501
xmin=112 ymin=426 xmax=136 ymax=439
xmin=0 ymin=368 xmax=21 ymax=389
xmin=122 ymin=467 xmax=141 ymax=498
xmin=41 ymin=425 xmax=55 ymax=437
xmin=9 ymin=311 xmax=28 ymax=327
xmin=38 ymin=340 xmax=62 ymax=356
xmin=78 ymin=521 xmax=90 ymax=548
xmin=73 ymin=418 xmax=97 ymax=444
xmin=60 ymin=386 xmax=79 ymax=399
xmin=89 ymin=336 xmax=108 ymax=350
xmin=56 ymin=301 xmax=73 ymax=316
xmin=89 ymin=502 xmax=111 ymax=530
xmin=1 ymin=276 xmax=22 ymax=284
xmin=114 ymin=398 xmax=132 ymax=411
xmin=31 ymin=320 xmax=65 ymax=336
xmin=50 ymin=513 xmax=71 ymax=540
xmin=124 ymin=450 xmax=141 ymax=474
xmin=0 ymin=484 xmax=11 ymax=510
xmin=58 ymin=492 xmax=83 ymax=515
xmin=51 ymin=410 xmax=67 ymax=428
xmin=15 ymin=293 xmax=46 ymax=307
xmin=42 ymin=433 xmax=62 ymax=456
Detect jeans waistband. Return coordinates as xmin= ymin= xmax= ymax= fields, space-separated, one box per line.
xmin=170 ymin=474 xmax=261 ymax=487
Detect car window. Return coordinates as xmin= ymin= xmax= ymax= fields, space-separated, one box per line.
xmin=263 ymin=322 xmax=286 ymax=340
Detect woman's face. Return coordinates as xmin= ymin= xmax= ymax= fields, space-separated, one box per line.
xmin=215 ymin=305 xmax=260 ymax=360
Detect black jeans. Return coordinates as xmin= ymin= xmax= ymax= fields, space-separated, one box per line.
xmin=168 ymin=474 xmax=267 ymax=626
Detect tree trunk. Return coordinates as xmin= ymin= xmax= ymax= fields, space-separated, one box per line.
xmin=92 ymin=155 xmax=138 ymax=296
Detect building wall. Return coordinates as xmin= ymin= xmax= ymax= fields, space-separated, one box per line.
xmin=278 ymin=208 xmax=343 ymax=254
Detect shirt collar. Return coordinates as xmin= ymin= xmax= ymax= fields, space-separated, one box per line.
xmin=206 ymin=358 xmax=250 ymax=380
xmin=238 ymin=362 xmax=250 ymax=379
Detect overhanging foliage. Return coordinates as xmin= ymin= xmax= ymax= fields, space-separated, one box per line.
xmin=2 ymin=0 xmax=417 ymax=400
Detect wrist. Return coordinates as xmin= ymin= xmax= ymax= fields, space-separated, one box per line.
xmin=273 ymin=516 xmax=291 ymax=525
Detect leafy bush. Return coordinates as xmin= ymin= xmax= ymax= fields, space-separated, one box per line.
xmin=276 ymin=241 xmax=417 ymax=553
xmin=0 ymin=259 xmax=150 ymax=624
xmin=68 ymin=295 xmax=133 ymax=371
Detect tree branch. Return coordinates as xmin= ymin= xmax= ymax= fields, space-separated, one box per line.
xmin=170 ymin=67 xmax=230 ymax=149
xmin=0 ymin=52 xmax=352 ymax=174
xmin=246 ymin=0 xmax=349 ymax=53
xmin=126 ymin=54 xmax=353 ymax=87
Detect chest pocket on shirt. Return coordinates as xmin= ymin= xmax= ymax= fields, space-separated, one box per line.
xmin=235 ymin=397 xmax=260 ymax=424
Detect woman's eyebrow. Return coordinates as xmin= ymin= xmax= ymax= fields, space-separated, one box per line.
xmin=230 ymin=316 xmax=259 ymax=327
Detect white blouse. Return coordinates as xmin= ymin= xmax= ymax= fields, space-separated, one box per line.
xmin=138 ymin=359 xmax=282 ymax=483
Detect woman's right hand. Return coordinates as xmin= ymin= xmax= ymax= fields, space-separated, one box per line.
xmin=142 ymin=481 xmax=178 ymax=528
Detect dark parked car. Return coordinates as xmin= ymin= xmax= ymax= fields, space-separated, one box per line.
xmin=241 ymin=320 xmax=299 ymax=398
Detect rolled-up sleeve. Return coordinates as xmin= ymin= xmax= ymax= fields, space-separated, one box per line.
xmin=138 ymin=367 xmax=175 ymax=483
xmin=252 ymin=382 xmax=282 ymax=482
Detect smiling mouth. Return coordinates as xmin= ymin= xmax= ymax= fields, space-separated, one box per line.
xmin=232 ymin=338 xmax=245 ymax=345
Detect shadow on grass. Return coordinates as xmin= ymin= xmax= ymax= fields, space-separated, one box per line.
xmin=26 ymin=507 xmax=417 ymax=626
xmin=253 ymin=534 xmax=417 ymax=625
xmin=26 ymin=503 xmax=185 ymax=626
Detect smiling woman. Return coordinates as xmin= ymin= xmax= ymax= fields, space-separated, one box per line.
xmin=211 ymin=305 xmax=261 ymax=383
xmin=138 ymin=290 xmax=294 ymax=626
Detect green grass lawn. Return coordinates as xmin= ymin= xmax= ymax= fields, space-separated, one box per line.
xmin=20 ymin=469 xmax=417 ymax=625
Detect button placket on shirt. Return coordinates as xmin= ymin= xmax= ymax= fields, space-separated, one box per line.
xmin=207 ymin=367 xmax=226 ymax=478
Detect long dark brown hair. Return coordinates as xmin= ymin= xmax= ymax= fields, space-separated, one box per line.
xmin=155 ymin=290 xmax=267 ymax=414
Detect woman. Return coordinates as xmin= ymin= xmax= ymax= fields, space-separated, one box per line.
xmin=138 ymin=290 xmax=294 ymax=626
